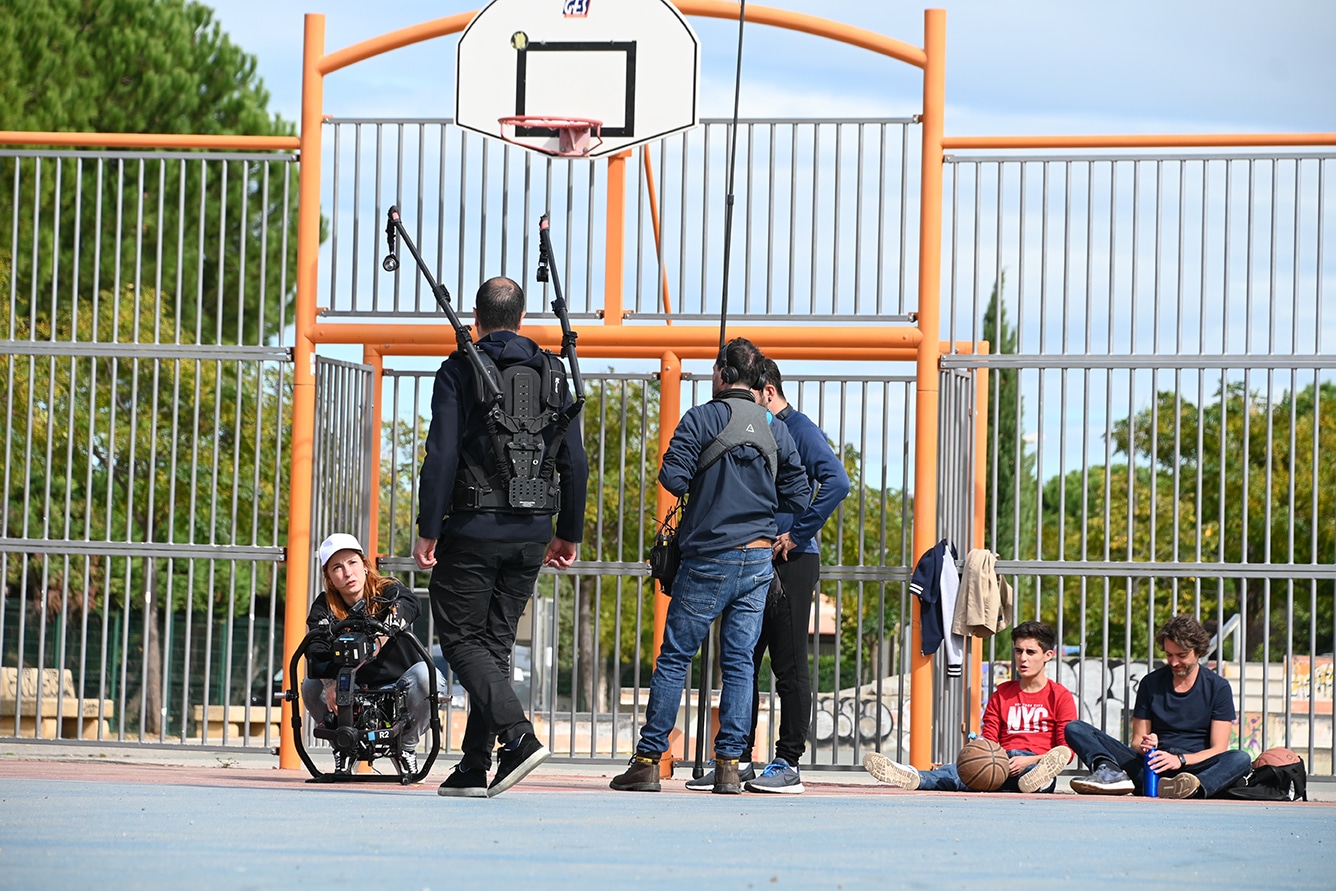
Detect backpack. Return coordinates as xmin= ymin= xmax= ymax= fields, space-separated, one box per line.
xmin=1222 ymin=748 xmax=1308 ymax=801
xmin=453 ymin=351 xmax=571 ymax=513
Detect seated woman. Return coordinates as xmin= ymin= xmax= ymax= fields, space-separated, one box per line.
xmin=302 ymin=532 xmax=442 ymax=777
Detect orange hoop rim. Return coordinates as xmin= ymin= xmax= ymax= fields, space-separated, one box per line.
xmin=497 ymin=115 xmax=603 ymax=132
xmin=496 ymin=116 xmax=604 ymax=157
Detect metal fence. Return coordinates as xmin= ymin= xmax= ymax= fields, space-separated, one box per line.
xmin=3 ymin=132 xmax=1332 ymax=779
xmin=376 ymin=367 xmax=938 ymax=769
xmin=318 ymin=117 xmax=919 ymax=325
xmin=940 ymin=151 xmax=1336 ymax=773
xmin=0 ymin=148 xmax=295 ymax=746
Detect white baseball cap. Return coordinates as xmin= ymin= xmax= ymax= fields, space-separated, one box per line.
xmin=318 ymin=533 xmax=364 ymax=567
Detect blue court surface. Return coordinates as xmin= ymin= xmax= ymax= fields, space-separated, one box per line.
xmin=1 ymin=753 xmax=1332 ymax=890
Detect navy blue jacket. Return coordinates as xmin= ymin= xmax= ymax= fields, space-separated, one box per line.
xmin=416 ymin=331 xmax=589 ymax=544
xmin=659 ymin=390 xmax=811 ymax=559
xmin=773 ymin=405 xmax=851 ymax=554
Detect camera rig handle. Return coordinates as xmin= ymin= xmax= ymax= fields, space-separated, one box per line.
xmin=537 ymin=214 xmax=586 ymax=412
xmin=383 ymin=206 xmax=505 ymax=408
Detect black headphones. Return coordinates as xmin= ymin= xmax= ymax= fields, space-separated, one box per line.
xmin=717 ymin=346 xmax=741 ymax=385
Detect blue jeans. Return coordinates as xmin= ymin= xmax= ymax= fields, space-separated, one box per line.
xmin=917 ymin=749 xmax=1054 ymax=792
xmin=1064 ymin=720 xmax=1253 ymax=797
xmin=637 ymin=549 xmax=773 ymax=760
xmin=302 ymin=661 xmax=445 ymax=749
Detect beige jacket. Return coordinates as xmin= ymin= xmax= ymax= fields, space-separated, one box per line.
xmin=951 ymin=548 xmax=1013 ymax=638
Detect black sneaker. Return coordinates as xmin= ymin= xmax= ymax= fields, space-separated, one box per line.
xmin=437 ymin=765 xmax=488 ymax=798
xmin=396 ymin=749 xmax=419 ymax=781
xmin=684 ymin=761 xmax=755 ymax=791
xmin=332 ymin=750 xmax=353 ymax=775
xmin=487 ymin=733 xmax=550 ymax=798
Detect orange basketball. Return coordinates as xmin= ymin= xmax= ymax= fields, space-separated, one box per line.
xmin=956 ymin=738 xmax=1009 ymax=791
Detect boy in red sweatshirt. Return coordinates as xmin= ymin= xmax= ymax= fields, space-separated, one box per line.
xmin=864 ymin=620 xmax=1075 ymax=793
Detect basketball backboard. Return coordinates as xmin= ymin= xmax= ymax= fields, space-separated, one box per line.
xmin=456 ymin=0 xmax=700 ymax=158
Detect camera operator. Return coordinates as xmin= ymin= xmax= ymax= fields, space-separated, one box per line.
xmin=302 ymin=533 xmax=442 ymax=777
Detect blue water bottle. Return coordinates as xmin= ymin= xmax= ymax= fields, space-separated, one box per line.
xmin=1144 ymin=747 xmax=1159 ymax=798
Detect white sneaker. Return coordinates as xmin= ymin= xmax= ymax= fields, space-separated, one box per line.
xmin=863 ymin=752 xmax=921 ymax=790
xmin=1019 ymin=745 xmax=1072 ymax=793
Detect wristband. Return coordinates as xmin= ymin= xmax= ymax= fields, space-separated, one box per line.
xmin=1179 ymin=753 xmax=1188 ymax=769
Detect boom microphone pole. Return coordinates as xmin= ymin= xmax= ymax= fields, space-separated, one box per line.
xmin=695 ymin=0 xmax=750 ymax=782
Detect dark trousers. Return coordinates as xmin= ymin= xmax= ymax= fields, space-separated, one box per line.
xmin=429 ymin=536 xmax=546 ymax=771
xmin=744 ymin=552 xmax=820 ymax=765
xmin=1064 ymin=719 xmax=1253 ymax=798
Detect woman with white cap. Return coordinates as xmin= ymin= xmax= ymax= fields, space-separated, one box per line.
xmin=301 ymin=532 xmax=441 ymax=777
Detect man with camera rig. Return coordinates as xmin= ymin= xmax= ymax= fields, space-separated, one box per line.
xmin=303 ymin=533 xmax=440 ymax=777
xmin=611 ymin=337 xmax=810 ymax=794
xmin=413 ymin=276 xmax=589 ymax=799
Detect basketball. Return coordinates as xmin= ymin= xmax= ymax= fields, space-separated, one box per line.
xmin=956 ymin=738 xmax=1009 ymax=791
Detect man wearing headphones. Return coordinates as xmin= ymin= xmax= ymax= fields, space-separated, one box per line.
xmin=610 ymin=337 xmax=811 ymax=794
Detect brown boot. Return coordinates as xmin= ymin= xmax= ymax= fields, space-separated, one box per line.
xmin=610 ymin=753 xmax=661 ymax=792
xmin=712 ymin=757 xmax=742 ymax=794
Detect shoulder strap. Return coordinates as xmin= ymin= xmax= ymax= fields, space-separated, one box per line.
xmin=696 ymin=395 xmax=778 ymax=477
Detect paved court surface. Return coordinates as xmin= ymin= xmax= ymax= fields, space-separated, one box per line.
xmin=1 ymin=745 xmax=1332 ymax=890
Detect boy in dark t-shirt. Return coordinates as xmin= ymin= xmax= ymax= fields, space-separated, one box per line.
xmin=1065 ymin=614 xmax=1252 ymax=799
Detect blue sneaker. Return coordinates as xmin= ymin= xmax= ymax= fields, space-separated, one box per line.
xmin=744 ymin=757 xmax=804 ymax=794
xmin=1070 ymin=762 xmax=1135 ymax=795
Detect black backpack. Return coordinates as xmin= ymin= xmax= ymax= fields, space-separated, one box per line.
xmin=1223 ymin=752 xmax=1308 ymax=802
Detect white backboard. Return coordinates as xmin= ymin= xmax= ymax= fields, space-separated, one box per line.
xmin=456 ymin=0 xmax=700 ymax=158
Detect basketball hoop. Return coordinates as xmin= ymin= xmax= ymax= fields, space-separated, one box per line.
xmin=497 ymin=115 xmax=603 ymax=157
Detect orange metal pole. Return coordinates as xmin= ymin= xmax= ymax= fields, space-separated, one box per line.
xmin=318 ymin=12 xmax=476 ymax=75
xmin=652 ymin=351 xmax=681 ymax=662
xmin=941 ymin=132 xmax=1336 ymax=150
xmin=652 ymin=351 xmax=680 ymax=775
xmin=280 ymin=13 xmax=326 ymax=771
xmin=364 ymin=345 xmax=385 ymax=559
xmin=909 ymin=7 xmax=946 ymax=771
xmin=603 ymin=151 xmax=629 ymax=325
xmin=640 ymin=146 xmax=675 ymax=321
xmin=0 ymin=131 xmax=299 ymax=151
xmin=310 ymin=321 xmax=923 ymax=353
xmin=673 ymin=2 xmax=926 ymax=69
xmin=964 ymin=350 xmax=990 ymax=739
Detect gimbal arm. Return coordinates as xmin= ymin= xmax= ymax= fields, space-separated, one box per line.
xmin=383 ymin=206 xmax=503 ymax=407
xmin=537 ymin=214 xmax=586 ymax=415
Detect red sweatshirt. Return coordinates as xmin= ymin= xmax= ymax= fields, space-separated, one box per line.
xmin=981 ymin=678 xmax=1076 ymax=755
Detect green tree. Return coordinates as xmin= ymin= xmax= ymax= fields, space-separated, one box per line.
xmin=1110 ymin=381 xmax=1336 ymax=658
xmin=0 ymin=0 xmax=300 ymax=344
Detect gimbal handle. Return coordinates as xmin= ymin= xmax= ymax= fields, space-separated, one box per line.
xmin=537 ymin=214 xmax=586 ymax=413
xmin=383 ymin=206 xmax=503 ymax=407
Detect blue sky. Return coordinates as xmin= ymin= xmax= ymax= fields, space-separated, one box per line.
xmin=206 ymin=0 xmax=1336 ymax=136
xmin=200 ymin=1 xmax=1335 ymax=480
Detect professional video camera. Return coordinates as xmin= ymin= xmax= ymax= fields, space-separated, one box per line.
xmin=286 ymin=597 xmax=443 ymax=785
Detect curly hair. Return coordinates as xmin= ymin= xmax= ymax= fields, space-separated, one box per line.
xmin=1155 ymin=614 xmax=1212 ymax=658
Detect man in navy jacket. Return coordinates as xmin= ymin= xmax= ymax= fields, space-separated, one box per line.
xmin=611 ymin=337 xmax=810 ymax=794
xmin=688 ymin=358 xmax=849 ymax=794
xmin=413 ymin=276 xmax=588 ymax=799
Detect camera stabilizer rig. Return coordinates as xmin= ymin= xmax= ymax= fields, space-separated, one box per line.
xmin=285 ymin=601 xmax=443 ymax=785
xmin=382 ymin=207 xmax=586 ymax=511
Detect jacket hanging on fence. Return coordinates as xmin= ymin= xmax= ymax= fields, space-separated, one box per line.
xmin=911 ymin=539 xmax=962 ymax=674
xmin=952 ymin=548 xmax=1013 ymax=640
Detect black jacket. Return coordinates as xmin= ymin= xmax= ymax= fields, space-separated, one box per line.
xmin=304 ymin=580 xmax=422 ymax=688
xmin=416 ymin=330 xmax=589 ymax=544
